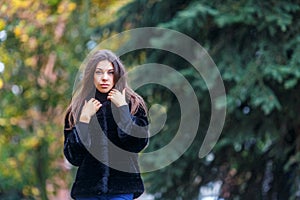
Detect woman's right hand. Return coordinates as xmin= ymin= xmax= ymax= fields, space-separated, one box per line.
xmin=79 ymin=98 xmax=102 ymax=123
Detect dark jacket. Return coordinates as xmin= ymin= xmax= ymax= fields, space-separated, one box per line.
xmin=64 ymin=92 xmax=149 ymax=199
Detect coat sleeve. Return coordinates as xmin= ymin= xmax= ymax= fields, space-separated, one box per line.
xmin=63 ymin=114 xmax=90 ymax=166
xmin=114 ymin=104 xmax=149 ymax=153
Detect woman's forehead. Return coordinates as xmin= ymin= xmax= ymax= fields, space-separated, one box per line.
xmin=96 ymin=60 xmax=114 ymax=70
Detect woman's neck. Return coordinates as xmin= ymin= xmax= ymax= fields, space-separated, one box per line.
xmin=95 ymin=89 xmax=108 ymax=103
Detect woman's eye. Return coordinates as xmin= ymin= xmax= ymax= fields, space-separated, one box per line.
xmin=108 ymin=71 xmax=114 ymax=74
xmin=95 ymin=71 xmax=103 ymax=75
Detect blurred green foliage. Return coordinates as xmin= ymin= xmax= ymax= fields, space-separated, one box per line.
xmin=96 ymin=0 xmax=300 ymax=199
xmin=1 ymin=0 xmax=300 ymax=200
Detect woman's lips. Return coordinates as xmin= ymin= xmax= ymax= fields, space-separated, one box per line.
xmin=100 ymin=84 xmax=109 ymax=88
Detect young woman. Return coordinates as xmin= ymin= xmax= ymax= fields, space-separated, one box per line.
xmin=64 ymin=49 xmax=149 ymax=200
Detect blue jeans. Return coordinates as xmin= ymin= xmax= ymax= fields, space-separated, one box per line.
xmin=76 ymin=193 xmax=133 ymax=200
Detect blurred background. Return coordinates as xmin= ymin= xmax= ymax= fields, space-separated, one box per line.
xmin=0 ymin=0 xmax=300 ymax=199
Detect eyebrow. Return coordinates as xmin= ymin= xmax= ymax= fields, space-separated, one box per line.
xmin=95 ymin=67 xmax=114 ymax=71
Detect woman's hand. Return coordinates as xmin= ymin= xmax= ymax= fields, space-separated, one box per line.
xmin=79 ymin=98 xmax=102 ymax=123
xmin=108 ymin=88 xmax=127 ymax=107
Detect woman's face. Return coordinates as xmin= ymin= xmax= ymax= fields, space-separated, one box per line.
xmin=93 ymin=60 xmax=115 ymax=93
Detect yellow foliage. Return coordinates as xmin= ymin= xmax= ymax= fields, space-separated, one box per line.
xmin=0 ymin=4 xmax=8 ymax=13
xmin=22 ymin=186 xmax=31 ymax=196
xmin=36 ymin=10 xmax=48 ymax=23
xmin=37 ymin=129 xmax=45 ymax=137
xmin=0 ymin=19 xmax=6 ymax=30
xmin=20 ymin=34 xmax=29 ymax=42
xmin=28 ymin=37 xmax=38 ymax=50
xmin=57 ymin=3 xmax=65 ymax=14
xmin=0 ymin=78 xmax=3 ymax=89
xmin=7 ymin=158 xmax=18 ymax=169
xmin=90 ymin=0 xmax=132 ymax=26
xmin=91 ymin=0 xmax=131 ymax=9
xmin=23 ymin=186 xmax=41 ymax=197
xmin=1 ymin=165 xmax=10 ymax=176
xmin=68 ymin=2 xmax=77 ymax=12
xmin=23 ymin=137 xmax=39 ymax=149
xmin=31 ymin=187 xmax=40 ymax=196
xmin=25 ymin=56 xmax=37 ymax=68
xmin=9 ymin=117 xmax=19 ymax=125
xmin=0 ymin=48 xmax=7 ymax=63
xmin=56 ymin=1 xmax=76 ymax=16
xmin=17 ymin=152 xmax=26 ymax=163
xmin=13 ymin=26 xmax=22 ymax=37
xmin=0 ymin=0 xmax=134 ymax=197
xmin=0 ymin=134 xmax=6 ymax=145
xmin=11 ymin=0 xmax=32 ymax=8
xmin=13 ymin=20 xmax=30 ymax=42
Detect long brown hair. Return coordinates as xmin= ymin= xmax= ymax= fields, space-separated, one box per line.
xmin=65 ymin=49 xmax=147 ymax=128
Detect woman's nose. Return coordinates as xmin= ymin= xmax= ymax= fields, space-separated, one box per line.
xmin=101 ymin=72 xmax=109 ymax=80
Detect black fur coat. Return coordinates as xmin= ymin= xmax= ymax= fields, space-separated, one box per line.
xmin=64 ymin=91 xmax=149 ymax=199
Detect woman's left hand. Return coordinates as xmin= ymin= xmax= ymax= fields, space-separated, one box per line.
xmin=108 ymin=88 xmax=127 ymax=107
